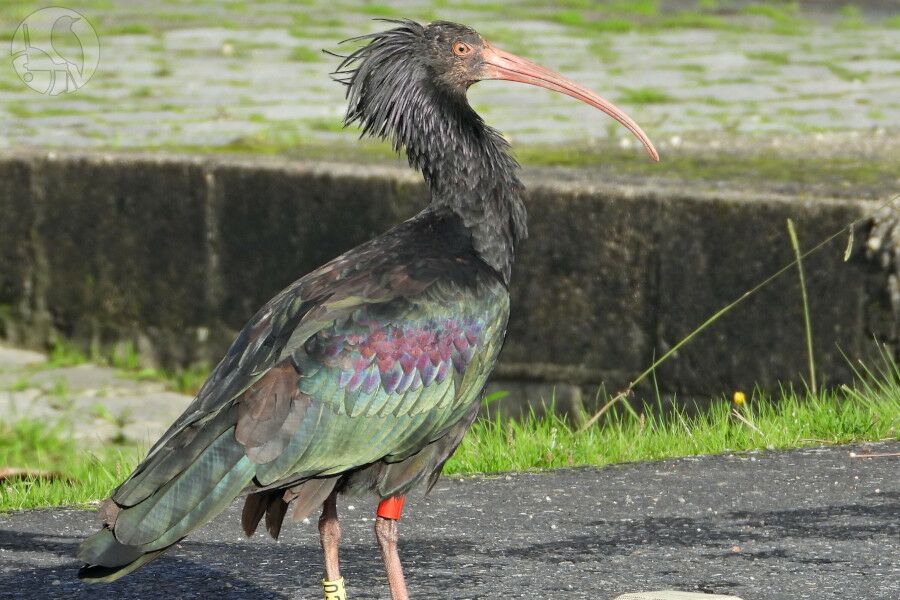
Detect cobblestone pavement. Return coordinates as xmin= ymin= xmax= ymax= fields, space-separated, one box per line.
xmin=0 ymin=1 xmax=898 ymax=152
xmin=0 ymin=345 xmax=190 ymax=447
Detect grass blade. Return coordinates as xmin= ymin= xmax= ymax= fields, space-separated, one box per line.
xmin=787 ymin=218 xmax=817 ymax=394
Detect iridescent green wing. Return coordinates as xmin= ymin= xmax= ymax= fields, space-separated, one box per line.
xmin=248 ymin=273 xmax=509 ymax=486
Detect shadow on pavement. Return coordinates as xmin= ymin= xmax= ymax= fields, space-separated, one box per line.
xmin=505 ymin=498 xmax=899 ymax=563
xmin=0 ymin=492 xmax=896 ymax=598
xmin=0 ymin=527 xmax=482 ymax=599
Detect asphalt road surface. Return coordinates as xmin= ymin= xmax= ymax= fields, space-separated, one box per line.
xmin=1 ymin=443 xmax=897 ymax=599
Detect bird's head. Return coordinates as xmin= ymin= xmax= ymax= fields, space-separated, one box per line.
xmin=335 ymin=20 xmax=658 ymax=161
xmin=54 ymin=15 xmax=81 ymax=28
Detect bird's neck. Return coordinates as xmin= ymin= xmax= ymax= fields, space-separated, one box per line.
xmin=402 ymin=90 xmax=527 ymax=284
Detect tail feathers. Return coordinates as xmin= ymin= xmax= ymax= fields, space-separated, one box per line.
xmin=240 ymin=491 xmax=293 ymax=540
xmin=241 ymin=477 xmax=339 ymax=540
xmin=241 ymin=489 xmax=278 ymax=537
xmin=78 ymin=426 xmax=256 ymax=582
xmin=265 ymin=496 xmax=289 ymax=539
xmin=284 ymin=477 xmax=338 ymax=523
xmin=377 ymin=449 xmax=434 ymax=497
xmin=113 ymin=428 xmax=255 ymax=551
xmin=77 ymin=529 xmax=170 ymax=583
xmin=77 ymin=529 xmax=141 ymax=567
xmin=115 ymin=406 xmax=237 ymax=506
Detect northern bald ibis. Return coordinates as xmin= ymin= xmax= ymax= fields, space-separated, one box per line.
xmin=78 ymin=19 xmax=657 ymax=599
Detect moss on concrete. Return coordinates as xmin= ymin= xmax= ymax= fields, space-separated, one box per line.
xmin=123 ymin=135 xmax=897 ymax=201
xmin=513 ymin=143 xmax=898 ymax=195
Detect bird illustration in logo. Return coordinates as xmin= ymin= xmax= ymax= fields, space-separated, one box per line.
xmin=50 ymin=14 xmax=85 ymax=84
xmin=10 ymin=8 xmax=99 ymax=95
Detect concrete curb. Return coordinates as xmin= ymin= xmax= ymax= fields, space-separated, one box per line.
xmin=0 ymin=150 xmax=893 ymax=414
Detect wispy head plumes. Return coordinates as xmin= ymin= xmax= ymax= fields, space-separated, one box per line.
xmin=331 ymin=20 xmax=431 ymax=153
xmin=328 ymin=20 xmax=527 ymax=281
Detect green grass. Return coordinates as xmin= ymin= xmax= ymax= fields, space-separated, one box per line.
xmin=611 ymin=0 xmax=658 ymax=17
xmin=6 ymin=377 xmax=31 ymax=392
xmin=819 ymin=61 xmax=870 ymax=82
xmin=130 ymin=86 xmax=155 ymax=99
xmin=289 ymin=12 xmax=343 ymax=34
xmin=554 ymin=11 xmax=635 ymax=33
xmin=2 ymin=353 xmax=897 ymax=511
xmin=302 ymin=117 xmax=347 ymax=133
xmin=6 ymin=104 xmax=88 ymax=119
xmin=104 ymin=23 xmax=153 ymax=35
xmin=510 ymin=142 xmax=896 ymax=193
xmin=587 ymin=40 xmax=619 ymax=62
xmin=357 ymin=4 xmax=404 ymax=18
xmin=741 ymin=3 xmax=808 ymax=35
xmin=289 ymin=45 xmax=322 ymax=63
xmin=446 ymin=363 xmax=899 ymax=474
xmin=0 ymin=420 xmax=141 ymax=511
xmin=46 ymin=340 xmax=90 ymax=368
xmin=617 ymin=87 xmax=673 ymax=104
xmin=836 ymin=5 xmax=865 ymax=30
xmin=746 ymin=50 xmax=791 ymax=66
xmin=116 ymin=363 xmax=209 ymax=395
xmin=554 ymin=11 xmax=588 ymax=27
xmin=537 ymin=2 xmax=768 ymax=33
xmin=678 ymin=63 xmax=707 ymax=73
xmin=657 ymin=13 xmax=732 ymax=31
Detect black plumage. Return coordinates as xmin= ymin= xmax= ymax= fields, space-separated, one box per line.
xmin=336 ymin=21 xmax=527 ymax=282
xmin=77 ymin=20 xmax=657 ymax=598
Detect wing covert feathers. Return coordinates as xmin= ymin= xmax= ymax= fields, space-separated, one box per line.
xmin=235 ymin=362 xmax=311 ymax=464
xmin=79 ymin=214 xmax=511 ymax=582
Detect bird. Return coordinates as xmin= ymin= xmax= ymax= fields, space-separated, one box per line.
xmin=77 ymin=19 xmax=657 ymax=599
xmin=50 ymin=14 xmax=84 ymax=77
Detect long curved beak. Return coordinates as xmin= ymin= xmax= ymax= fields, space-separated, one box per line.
xmin=480 ymin=44 xmax=659 ymax=161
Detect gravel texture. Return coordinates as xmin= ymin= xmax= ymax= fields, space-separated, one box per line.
xmin=0 ymin=443 xmax=897 ymax=599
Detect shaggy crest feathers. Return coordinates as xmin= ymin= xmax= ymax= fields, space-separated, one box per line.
xmin=331 ymin=19 xmax=527 ymax=282
xmin=331 ymin=20 xmax=501 ymax=174
xmin=333 ymin=20 xmax=429 ymax=146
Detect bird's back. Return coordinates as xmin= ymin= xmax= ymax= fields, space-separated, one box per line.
xmin=78 ymin=206 xmax=510 ymax=580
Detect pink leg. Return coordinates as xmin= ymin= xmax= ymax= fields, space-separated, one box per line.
xmin=319 ymin=491 xmax=342 ymax=581
xmin=375 ymin=496 xmax=409 ymax=600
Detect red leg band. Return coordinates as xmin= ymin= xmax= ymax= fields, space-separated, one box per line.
xmin=376 ymin=496 xmax=405 ymax=520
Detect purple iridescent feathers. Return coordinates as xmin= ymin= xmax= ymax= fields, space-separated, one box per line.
xmin=308 ymin=316 xmax=485 ymax=396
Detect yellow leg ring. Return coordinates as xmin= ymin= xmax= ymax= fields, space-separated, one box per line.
xmin=322 ymin=576 xmax=346 ymax=600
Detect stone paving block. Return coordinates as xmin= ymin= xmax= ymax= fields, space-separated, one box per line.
xmin=0 ymin=345 xmax=45 ymax=370
xmin=0 ymin=4 xmax=897 ymax=151
xmin=615 ymin=593 xmax=742 ymax=600
xmin=0 ymin=345 xmax=191 ymax=446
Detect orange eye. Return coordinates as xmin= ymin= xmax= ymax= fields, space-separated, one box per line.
xmin=452 ymin=42 xmax=472 ymax=56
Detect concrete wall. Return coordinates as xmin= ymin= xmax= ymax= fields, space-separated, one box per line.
xmin=0 ymin=151 xmax=892 ymax=417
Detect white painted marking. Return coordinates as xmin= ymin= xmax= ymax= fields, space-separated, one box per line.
xmin=615 ymin=592 xmax=743 ymax=600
